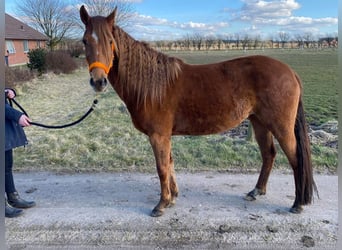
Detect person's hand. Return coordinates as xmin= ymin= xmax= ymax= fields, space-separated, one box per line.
xmin=18 ymin=115 xmax=31 ymax=127
xmin=6 ymin=89 xmax=16 ymax=99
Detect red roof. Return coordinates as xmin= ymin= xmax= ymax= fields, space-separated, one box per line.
xmin=5 ymin=13 xmax=48 ymax=41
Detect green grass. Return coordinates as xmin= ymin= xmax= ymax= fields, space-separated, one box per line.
xmin=12 ymin=49 xmax=337 ymax=173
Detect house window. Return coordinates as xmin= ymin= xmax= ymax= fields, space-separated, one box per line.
xmin=23 ymin=40 xmax=29 ymax=53
xmin=6 ymin=40 xmax=16 ymax=54
xmin=37 ymin=41 xmax=41 ymax=48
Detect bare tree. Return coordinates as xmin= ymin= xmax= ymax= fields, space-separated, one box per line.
xmin=174 ymin=40 xmax=182 ymax=51
xmin=166 ymin=41 xmax=173 ymax=50
xmin=192 ymin=33 xmax=203 ymax=50
xmin=295 ymin=34 xmax=304 ymax=49
xmin=241 ymin=34 xmax=250 ymax=50
xmin=216 ymin=37 xmax=223 ymax=50
xmin=268 ymin=34 xmax=275 ymax=49
xmin=68 ymin=0 xmax=136 ymax=39
xmin=253 ymin=35 xmax=261 ymax=50
xmin=76 ymin=0 xmax=135 ymax=29
xmin=233 ymin=33 xmax=239 ymax=49
xmin=278 ymin=31 xmax=290 ymax=48
xmin=218 ymin=34 xmax=232 ymax=50
xmin=182 ymin=33 xmax=192 ymax=50
xmin=155 ymin=40 xmax=163 ymax=50
xmin=16 ymin=0 xmax=74 ymax=50
xmin=303 ymin=32 xmax=314 ymax=48
xmin=204 ymin=35 xmax=216 ymax=50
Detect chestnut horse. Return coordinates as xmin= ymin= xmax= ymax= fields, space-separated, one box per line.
xmin=80 ymin=6 xmax=316 ymax=217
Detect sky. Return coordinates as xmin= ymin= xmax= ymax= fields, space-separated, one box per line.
xmin=5 ymin=0 xmax=338 ymax=41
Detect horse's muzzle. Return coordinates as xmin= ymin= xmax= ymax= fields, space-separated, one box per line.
xmin=90 ymin=77 xmax=108 ymax=92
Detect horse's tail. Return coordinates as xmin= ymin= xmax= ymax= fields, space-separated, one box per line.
xmin=294 ymin=78 xmax=318 ymax=205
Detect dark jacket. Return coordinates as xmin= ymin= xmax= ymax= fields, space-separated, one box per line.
xmin=5 ymin=89 xmax=28 ymax=151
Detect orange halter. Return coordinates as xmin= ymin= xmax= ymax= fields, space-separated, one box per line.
xmin=88 ymin=43 xmax=115 ymax=74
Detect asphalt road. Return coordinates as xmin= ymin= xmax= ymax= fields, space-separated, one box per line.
xmin=5 ymin=171 xmax=338 ymax=249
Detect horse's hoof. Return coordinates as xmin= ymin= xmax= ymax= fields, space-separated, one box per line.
xmin=244 ymin=194 xmax=256 ymax=201
xmin=244 ymin=188 xmax=265 ymax=201
xmin=290 ymin=205 xmax=303 ymax=214
xmin=167 ymin=199 xmax=176 ymax=208
xmin=151 ymin=208 xmax=164 ymax=217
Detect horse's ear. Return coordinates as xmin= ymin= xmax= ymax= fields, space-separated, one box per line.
xmin=80 ymin=5 xmax=90 ymax=26
xmin=107 ymin=6 xmax=117 ymax=25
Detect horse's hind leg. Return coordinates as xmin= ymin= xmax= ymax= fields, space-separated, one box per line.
xmin=245 ymin=116 xmax=277 ymax=201
xmin=263 ymin=118 xmax=309 ymax=213
xmin=274 ymin=131 xmax=304 ymax=213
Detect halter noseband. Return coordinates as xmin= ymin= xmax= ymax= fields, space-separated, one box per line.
xmin=88 ymin=43 xmax=115 ymax=75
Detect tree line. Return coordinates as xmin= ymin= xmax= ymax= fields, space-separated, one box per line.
xmin=151 ymin=32 xmax=338 ymax=51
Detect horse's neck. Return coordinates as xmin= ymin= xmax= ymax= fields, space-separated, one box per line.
xmin=111 ymin=27 xmax=181 ymax=110
xmin=108 ymin=61 xmax=136 ymax=109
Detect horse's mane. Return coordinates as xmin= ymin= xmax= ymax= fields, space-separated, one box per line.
xmin=112 ymin=26 xmax=182 ymax=106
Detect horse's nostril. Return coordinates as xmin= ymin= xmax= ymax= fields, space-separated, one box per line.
xmin=90 ymin=78 xmax=95 ymax=87
xmin=102 ymin=78 xmax=108 ymax=87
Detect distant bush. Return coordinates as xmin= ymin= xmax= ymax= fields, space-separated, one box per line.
xmin=5 ymin=67 xmax=35 ymax=88
xmin=68 ymin=43 xmax=84 ymax=58
xmin=27 ymin=48 xmax=47 ymax=75
xmin=45 ymin=50 xmax=78 ymax=74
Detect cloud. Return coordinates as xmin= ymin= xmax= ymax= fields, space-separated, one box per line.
xmin=275 ymin=16 xmax=338 ymax=34
xmin=179 ymin=21 xmax=229 ymax=31
xmin=232 ymin=0 xmax=337 ymax=35
xmin=134 ymin=14 xmax=168 ymax=26
xmin=234 ymin=0 xmax=301 ymax=21
xmin=239 ymin=0 xmax=300 ymax=19
xmin=130 ymin=13 xmax=229 ymax=40
xmin=278 ymin=16 xmax=337 ymax=26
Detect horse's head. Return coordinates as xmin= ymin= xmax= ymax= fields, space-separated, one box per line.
xmin=80 ymin=5 xmax=117 ymax=92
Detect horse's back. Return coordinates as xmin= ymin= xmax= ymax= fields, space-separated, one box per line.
xmin=180 ymin=55 xmax=299 ymax=92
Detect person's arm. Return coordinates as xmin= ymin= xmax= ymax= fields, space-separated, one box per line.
xmin=5 ymin=89 xmax=31 ymax=126
xmin=5 ymin=103 xmax=25 ymax=122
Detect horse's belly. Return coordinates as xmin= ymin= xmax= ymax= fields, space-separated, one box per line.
xmin=172 ymin=114 xmax=244 ymax=136
xmin=173 ymin=98 xmax=252 ymax=135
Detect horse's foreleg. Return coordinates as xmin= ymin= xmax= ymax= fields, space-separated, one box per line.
xmin=149 ymin=133 xmax=173 ymax=217
xmin=245 ymin=116 xmax=276 ymax=201
xmin=169 ymin=154 xmax=179 ymax=206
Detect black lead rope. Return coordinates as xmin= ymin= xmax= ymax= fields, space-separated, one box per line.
xmin=10 ymin=98 xmax=98 ymax=129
